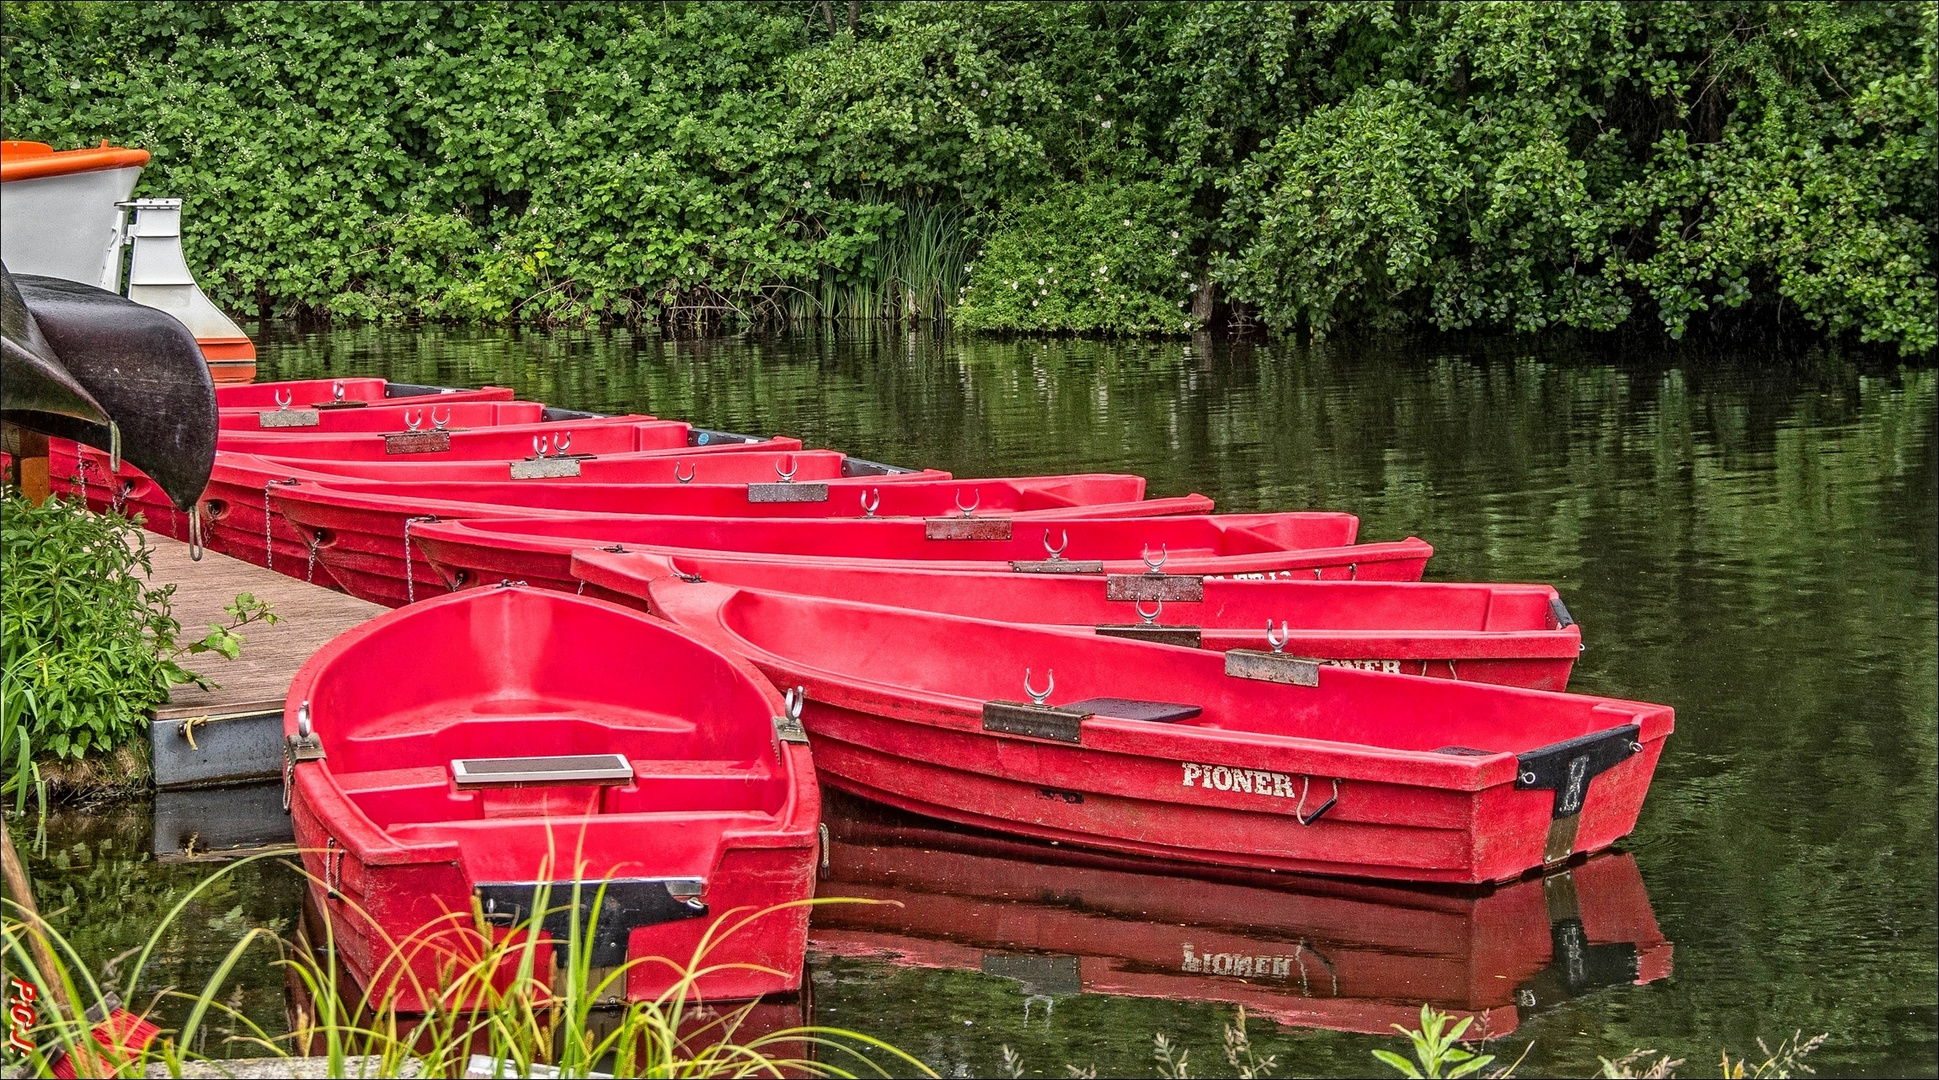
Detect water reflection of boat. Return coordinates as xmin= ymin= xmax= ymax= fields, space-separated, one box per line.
xmin=810 ymin=796 xmax=1671 ymax=1037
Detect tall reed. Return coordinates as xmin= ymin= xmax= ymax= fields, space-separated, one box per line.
xmin=2 ymin=852 xmax=931 ymax=1078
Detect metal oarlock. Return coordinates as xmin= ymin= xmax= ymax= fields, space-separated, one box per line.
xmin=331 ymin=379 xmax=345 ymax=403
xmin=1024 ymin=668 xmax=1055 ymax=706
xmin=431 ymin=406 xmax=451 ymax=431
xmin=188 ymin=502 xmax=206 ymax=561
xmin=273 ymin=389 xmax=293 ymax=411
xmin=1043 ymin=529 xmax=1069 ymax=560
xmin=1142 ymin=543 xmax=1168 ymax=573
xmin=955 ymin=489 xmax=980 ymax=517
xmin=532 ymin=434 xmax=548 ymax=459
xmin=1135 ymin=599 xmax=1163 ymax=626
xmin=674 ymin=462 xmax=696 ymax=483
xmin=404 ymin=409 xmax=425 ymax=431
xmin=775 ymin=455 xmax=799 ymax=483
xmin=553 ymin=431 xmax=571 ymax=455
xmin=859 ymin=489 xmax=880 ymax=517
xmin=1294 ymin=776 xmax=1340 ymax=826
xmin=1266 ymin=620 xmax=1290 ymax=654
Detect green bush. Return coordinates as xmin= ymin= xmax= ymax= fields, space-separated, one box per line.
xmin=0 ymin=1 xmax=1929 ymax=349
xmin=0 ymin=491 xmax=273 ymax=805
xmin=957 ymin=182 xmax=1195 ymax=334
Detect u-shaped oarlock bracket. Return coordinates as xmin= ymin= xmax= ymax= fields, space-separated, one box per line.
xmin=1135 ymin=598 xmax=1163 ymax=626
xmin=1043 ymin=529 xmax=1069 ymax=560
xmin=532 ymin=434 xmax=548 ymax=459
xmin=273 ymin=389 xmax=293 ymax=411
xmin=1023 ymin=668 xmax=1055 ymax=706
xmin=783 ymin=686 xmax=806 ymax=721
xmin=330 ymin=379 xmax=346 ymax=403
xmin=956 ymin=489 xmax=980 ymax=517
xmin=403 ymin=410 xmax=424 ymax=431
xmin=431 ymin=406 xmax=452 ymax=431
xmin=1142 ymin=543 xmax=1168 ymax=574
xmin=673 ymin=462 xmax=697 ymax=484
xmin=859 ymin=489 xmax=880 ymax=517
xmin=775 ymin=455 xmax=799 ymax=483
xmin=553 ymin=431 xmax=571 ymax=455
xmin=1266 ymin=620 xmax=1290 ymax=654
xmin=1294 ymin=776 xmax=1340 ymax=826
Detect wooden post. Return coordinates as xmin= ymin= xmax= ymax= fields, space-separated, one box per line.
xmin=0 ymin=423 xmax=51 ymax=505
xmin=1 ymin=818 xmax=74 ymax=1027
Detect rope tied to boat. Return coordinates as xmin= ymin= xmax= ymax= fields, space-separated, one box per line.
xmin=402 ymin=515 xmax=439 ymax=604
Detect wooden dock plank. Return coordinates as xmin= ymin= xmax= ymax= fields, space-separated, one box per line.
xmin=145 ymin=532 xmax=382 ymax=720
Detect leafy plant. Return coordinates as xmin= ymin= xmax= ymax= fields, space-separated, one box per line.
xmin=1 ymin=2 xmax=1925 ymax=348
xmin=0 ymin=490 xmax=276 ymax=803
xmin=1373 ymin=1005 xmax=1497 ymax=1079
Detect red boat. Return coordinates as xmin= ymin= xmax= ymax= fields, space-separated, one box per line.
xmin=214 ymin=377 xmax=515 ymax=408
xmin=216 ymin=416 xmax=719 ymax=460
xmin=402 ymin=513 xmax=1433 ymax=605
xmin=218 ymin=400 xmax=553 ymax=432
xmin=813 ymin=794 xmax=1671 ymax=1035
xmin=573 ymin=548 xmax=1582 ymax=690
xmin=284 ymin=585 xmax=819 ymax=1011
xmin=48 ymin=427 xmax=815 ymax=575
xmin=645 ymin=578 xmax=1672 ymax=884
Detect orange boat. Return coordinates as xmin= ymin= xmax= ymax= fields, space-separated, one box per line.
xmin=1 ymin=140 xmax=257 ymax=382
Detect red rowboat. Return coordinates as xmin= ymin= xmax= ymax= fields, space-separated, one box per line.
xmin=645 ymin=578 xmax=1672 ymax=884
xmin=214 ymin=377 xmax=515 ymax=408
xmin=573 ymin=548 xmax=1582 ymax=690
xmin=216 ymin=416 xmax=718 ymax=460
xmin=218 ymin=400 xmax=552 ymax=432
xmin=403 ymin=514 xmax=1433 ymax=606
xmin=285 ymin=584 xmax=819 ymax=1010
xmin=814 ymin=795 xmax=1672 ymax=1035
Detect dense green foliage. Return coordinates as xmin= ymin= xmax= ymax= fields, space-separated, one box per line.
xmin=1 ymin=1 xmax=1931 ymax=350
xmin=0 ymin=491 xmax=272 ymax=795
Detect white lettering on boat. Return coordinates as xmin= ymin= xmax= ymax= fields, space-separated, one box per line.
xmin=1182 ymin=762 xmax=1298 ymax=798
xmin=1181 ymin=943 xmax=1295 ymax=979
xmin=1320 ymin=658 xmax=1403 ymax=674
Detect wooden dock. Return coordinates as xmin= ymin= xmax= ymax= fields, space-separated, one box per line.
xmin=148 ymin=532 xmax=383 ymax=721
xmin=143 ymin=531 xmax=381 ymax=793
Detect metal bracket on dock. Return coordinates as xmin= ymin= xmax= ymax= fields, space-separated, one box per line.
xmin=384 ymin=430 xmax=451 ymax=454
xmin=510 ymin=457 xmax=582 ymax=479
xmin=1105 ymin=573 xmax=1204 ymax=602
xmin=747 ymin=481 xmax=829 ymax=503
xmin=1223 ymin=649 xmax=1321 ymax=687
xmin=1096 ymin=624 xmax=1202 ymax=647
xmin=926 ymin=517 xmax=1013 ymax=540
xmin=257 ymin=409 xmax=320 ymax=428
xmin=981 ymin=701 xmax=1093 ymax=744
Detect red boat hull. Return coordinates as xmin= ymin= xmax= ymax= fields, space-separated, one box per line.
xmin=649 ymin=579 xmax=1671 ymax=884
xmin=406 ymin=515 xmax=1434 ymax=608
xmin=218 ymin=400 xmax=550 ymax=432
xmin=285 ymin=586 xmax=819 ymax=1010
xmin=813 ymin=796 xmax=1671 ymax=1034
xmin=574 ymin=549 xmax=1582 ymax=691
xmin=214 ymin=378 xmax=516 ymax=408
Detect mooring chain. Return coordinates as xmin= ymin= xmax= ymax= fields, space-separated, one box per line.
xmin=402 ymin=515 xmax=438 ymax=604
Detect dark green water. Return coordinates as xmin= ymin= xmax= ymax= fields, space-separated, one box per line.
xmin=20 ymin=328 xmax=1936 ymax=1076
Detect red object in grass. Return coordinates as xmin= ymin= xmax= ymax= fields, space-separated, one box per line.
xmin=48 ymin=1008 xmax=161 ymax=1080
xmin=572 ymin=546 xmax=1583 ymax=690
xmin=283 ymin=585 xmax=820 ymax=1010
xmin=644 ymin=576 xmax=1671 ymax=885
